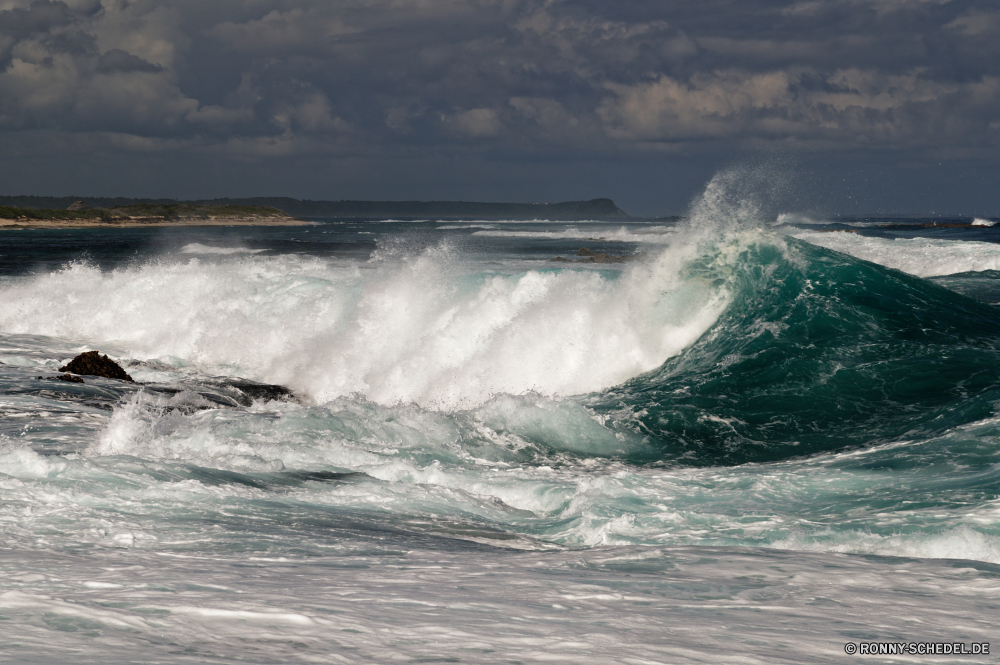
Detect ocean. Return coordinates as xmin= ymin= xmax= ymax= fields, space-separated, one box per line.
xmin=1 ymin=175 xmax=998 ymax=663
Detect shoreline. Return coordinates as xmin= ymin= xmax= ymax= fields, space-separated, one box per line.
xmin=0 ymin=215 xmax=311 ymax=229
xmin=0 ymin=196 xmax=631 ymax=220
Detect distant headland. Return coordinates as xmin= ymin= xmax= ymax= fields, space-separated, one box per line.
xmin=0 ymin=195 xmax=630 ymax=225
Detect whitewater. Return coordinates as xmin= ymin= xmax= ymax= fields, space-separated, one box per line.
xmin=1 ymin=174 xmax=998 ymax=663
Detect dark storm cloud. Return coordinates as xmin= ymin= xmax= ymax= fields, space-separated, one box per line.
xmin=96 ymin=48 xmax=162 ymax=74
xmin=0 ymin=0 xmax=997 ymax=213
xmin=0 ymin=0 xmax=72 ymax=40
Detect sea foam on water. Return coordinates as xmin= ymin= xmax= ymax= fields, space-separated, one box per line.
xmin=0 ymin=229 xmax=730 ymax=409
xmin=793 ymin=230 xmax=1000 ymax=277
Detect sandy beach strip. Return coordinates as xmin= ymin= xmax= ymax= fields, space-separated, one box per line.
xmin=0 ymin=216 xmax=311 ymax=229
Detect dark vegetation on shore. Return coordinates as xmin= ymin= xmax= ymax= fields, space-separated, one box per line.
xmin=0 ymin=196 xmax=634 ymax=220
xmin=0 ymin=203 xmax=291 ymax=221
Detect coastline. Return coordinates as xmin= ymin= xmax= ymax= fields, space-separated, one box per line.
xmin=0 ymin=215 xmax=311 ymax=229
xmin=0 ymin=196 xmax=631 ymax=221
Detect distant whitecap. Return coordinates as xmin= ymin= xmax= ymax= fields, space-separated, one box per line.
xmin=179 ymin=243 xmax=267 ymax=255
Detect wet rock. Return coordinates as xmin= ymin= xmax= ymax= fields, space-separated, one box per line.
xmin=38 ymin=374 xmax=85 ymax=383
xmin=226 ymin=379 xmax=296 ymax=405
xmin=125 ymin=359 xmax=174 ymax=371
xmin=283 ymin=470 xmax=369 ymax=483
xmin=59 ymin=351 xmax=134 ymax=382
xmin=576 ymin=247 xmax=631 ymax=263
xmin=552 ymin=248 xmax=637 ymax=263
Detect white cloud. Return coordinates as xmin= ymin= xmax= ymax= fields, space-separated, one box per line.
xmin=85 ymin=1 xmax=186 ymax=68
xmin=787 ymin=0 xmax=955 ymax=13
xmin=212 ymin=7 xmax=356 ymax=52
xmin=1 ymin=51 xmax=79 ymax=116
xmin=186 ymin=104 xmax=254 ymax=126
xmin=945 ymin=8 xmax=1000 ymax=36
xmin=781 ymin=1 xmax=826 ymax=16
xmin=75 ymin=70 xmax=199 ymax=125
xmin=598 ymin=71 xmax=798 ymax=140
xmin=445 ymin=107 xmax=502 ymax=137
xmin=856 ymin=0 xmax=953 ymax=10
xmin=269 ymin=92 xmax=351 ymax=135
xmin=597 ymin=67 xmax=997 ymax=146
xmin=509 ymin=97 xmax=577 ymax=131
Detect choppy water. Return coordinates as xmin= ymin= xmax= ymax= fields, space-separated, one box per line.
xmin=2 ymin=175 xmax=999 ymax=663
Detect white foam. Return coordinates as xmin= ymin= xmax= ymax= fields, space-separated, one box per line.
xmin=771 ymin=524 xmax=1000 ymax=564
xmin=436 ymin=224 xmax=497 ymax=230
xmin=473 ymin=395 xmax=634 ymax=457
xmin=471 ymin=226 xmax=675 ymax=243
xmin=0 ymin=355 xmax=46 ymax=367
xmin=179 ymin=243 xmax=267 ymax=255
xmin=437 ymin=219 xmax=608 ymax=225
xmin=358 ymin=218 xmax=429 ymax=223
xmin=0 ymin=237 xmax=730 ymax=408
xmin=972 ymin=218 xmax=996 ymax=227
xmin=91 ymin=391 xmax=167 ymax=457
xmin=793 ymin=230 xmax=1000 ymax=277
xmin=774 ymin=213 xmax=828 ymax=226
xmin=90 ymin=391 xmax=286 ymax=473
xmin=0 ymin=438 xmax=67 ymax=479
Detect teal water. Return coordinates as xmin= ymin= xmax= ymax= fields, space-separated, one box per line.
xmin=597 ymin=237 xmax=1000 ymax=466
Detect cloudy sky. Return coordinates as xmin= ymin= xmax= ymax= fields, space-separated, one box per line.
xmin=0 ymin=0 xmax=997 ymax=215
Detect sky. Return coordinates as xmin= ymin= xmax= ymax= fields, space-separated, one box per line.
xmin=0 ymin=0 xmax=997 ymax=216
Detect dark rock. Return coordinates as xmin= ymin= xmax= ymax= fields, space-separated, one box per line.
xmin=67 ymin=200 xmax=91 ymax=211
xmin=576 ymin=247 xmax=631 ymax=263
xmin=552 ymin=248 xmax=639 ymax=263
xmin=283 ymin=470 xmax=369 ymax=483
xmin=59 ymin=351 xmax=134 ymax=382
xmin=226 ymin=379 xmax=295 ymax=405
xmin=125 ymin=359 xmax=174 ymax=371
xmin=38 ymin=373 xmax=85 ymax=383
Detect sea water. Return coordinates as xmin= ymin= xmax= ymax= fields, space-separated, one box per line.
xmin=1 ymin=175 xmax=999 ymax=663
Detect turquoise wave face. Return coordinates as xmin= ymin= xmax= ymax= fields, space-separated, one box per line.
xmin=592 ymin=236 xmax=1000 ymax=466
